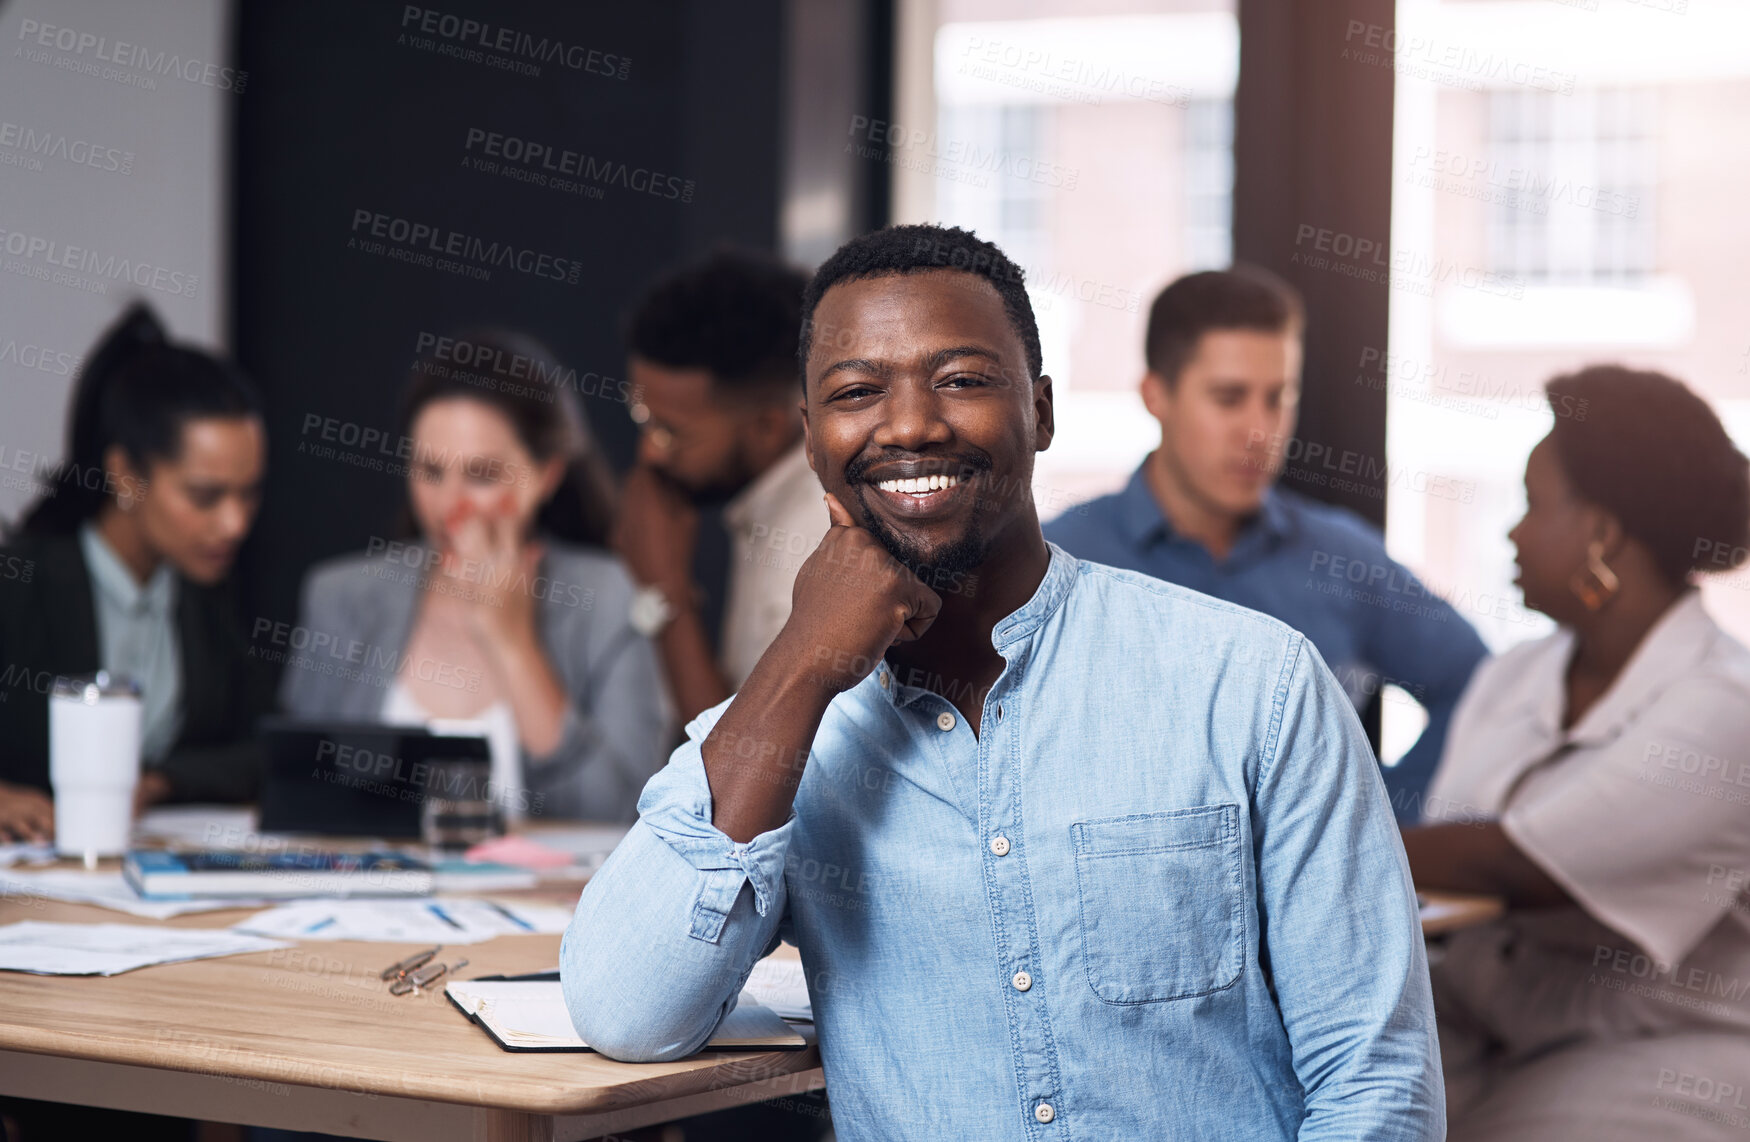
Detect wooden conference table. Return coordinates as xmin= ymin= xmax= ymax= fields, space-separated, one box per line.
xmin=1419 ymin=891 xmax=1504 ymax=935
xmin=0 ymin=823 xmax=1499 ymax=1142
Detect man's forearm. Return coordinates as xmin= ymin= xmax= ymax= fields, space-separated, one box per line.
xmin=701 ymin=632 xmax=836 ymax=843
xmin=561 ymin=810 xmax=788 ymax=1061
xmin=656 ymin=604 xmax=732 ymax=724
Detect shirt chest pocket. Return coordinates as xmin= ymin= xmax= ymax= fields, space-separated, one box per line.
xmin=1071 ymin=804 xmax=1244 ymax=1005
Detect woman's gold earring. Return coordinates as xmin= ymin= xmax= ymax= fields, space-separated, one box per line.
xmin=1569 ymin=540 xmax=1620 ymax=611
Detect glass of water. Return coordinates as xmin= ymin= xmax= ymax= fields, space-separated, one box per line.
xmin=419 ymin=757 xmax=502 ymax=853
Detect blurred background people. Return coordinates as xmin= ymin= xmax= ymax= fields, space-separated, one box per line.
xmin=1403 ymin=367 xmax=1750 ymax=1140
xmin=281 ymin=330 xmax=667 ymax=823
xmin=0 ymin=302 xmax=270 ymax=836
xmin=1048 ymin=268 xmax=1488 ymax=812
xmin=614 ymin=249 xmax=824 ymax=722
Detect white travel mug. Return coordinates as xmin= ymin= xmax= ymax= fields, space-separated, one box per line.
xmin=49 ymin=672 xmax=143 ymax=860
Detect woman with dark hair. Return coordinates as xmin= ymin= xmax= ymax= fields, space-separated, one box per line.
xmin=1405 ymin=366 xmax=1750 ymax=1140
xmin=281 ymin=330 xmax=668 ymax=822
xmin=0 ymin=304 xmax=271 ymax=839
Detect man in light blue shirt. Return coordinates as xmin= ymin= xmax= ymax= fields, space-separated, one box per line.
xmin=1046 ymin=268 xmax=1487 ymax=816
xmin=561 ymin=225 xmax=1442 ymax=1140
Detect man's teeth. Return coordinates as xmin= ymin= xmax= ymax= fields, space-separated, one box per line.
xmin=876 ymin=474 xmax=962 ymax=494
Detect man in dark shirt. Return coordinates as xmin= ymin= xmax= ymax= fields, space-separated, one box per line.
xmin=1046 ymin=267 xmax=1487 ymax=814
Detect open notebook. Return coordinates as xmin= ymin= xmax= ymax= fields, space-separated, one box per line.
xmin=445 ymin=979 xmax=808 ymax=1053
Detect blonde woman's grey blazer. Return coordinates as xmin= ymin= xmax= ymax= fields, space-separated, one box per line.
xmin=280 ymin=542 xmax=671 ymax=822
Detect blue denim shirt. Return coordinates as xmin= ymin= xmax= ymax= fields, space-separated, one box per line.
xmin=1046 ymin=466 xmax=1489 ymax=814
xmin=561 ymin=544 xmax=1443 ymax=1141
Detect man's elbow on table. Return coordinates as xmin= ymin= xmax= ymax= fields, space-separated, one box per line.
xmin=559 ymin=921 xmax=721 ymax=1063
xmin=563 ymin=1001 xmax=710 ymax=1064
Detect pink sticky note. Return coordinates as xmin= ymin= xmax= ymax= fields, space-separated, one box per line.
xmin=463 ymin=834 xmax=575 ymax=871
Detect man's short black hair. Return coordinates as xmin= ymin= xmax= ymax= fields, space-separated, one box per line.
xmin=799 ymin=224 xmax=1043 ymax=386
xmin=1144 ymin=266 xmax=1305 ymax=386
xmin=627 ymin=248 xmax=808 ymax=398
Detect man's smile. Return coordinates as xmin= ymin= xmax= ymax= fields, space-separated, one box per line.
xmin=847 ymin=455 xmax=989 ymax=526
xmin=864 ymin=471 xmax=971 ymax=519
xmin=874 ymin=473 xmax=961 ymax=494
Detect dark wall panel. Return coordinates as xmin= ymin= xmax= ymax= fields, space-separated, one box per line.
xmin=232 ymin=0 xmax=783 ymax=632
xmin=1234 ymin=0 xmax=1396 ymax=530
xmin=1234 ymin=0 xmax=1397 ymax=746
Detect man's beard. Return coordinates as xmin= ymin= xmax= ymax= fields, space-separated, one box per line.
xmin=857 ymin=500 xmax=990 ymax=583
xmin=843 ymin=450 xmax=997 ymax=582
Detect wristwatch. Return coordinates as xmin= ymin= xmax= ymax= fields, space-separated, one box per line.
xmin=629 ymin=584 xmax=676 ymax=637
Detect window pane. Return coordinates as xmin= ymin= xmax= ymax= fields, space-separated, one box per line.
xmin=901 ymin=1 xmax=1239 ymax=512
xmin=1386 ymin=0 xmax=1750 ymax=753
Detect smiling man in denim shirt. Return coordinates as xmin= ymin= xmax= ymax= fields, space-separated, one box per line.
xmin=561 ymin=225 xmax=1443 ymax=1141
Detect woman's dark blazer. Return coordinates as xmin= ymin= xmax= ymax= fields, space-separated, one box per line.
xmin=0 ymin=531 xmax=271 ymax=801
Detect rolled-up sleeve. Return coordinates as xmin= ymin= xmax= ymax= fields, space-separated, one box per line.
xmin=560 ymin=699 xmax=796 ymax=1061
xmin=1254 ymin=636 xmax=1445 ymax=1141
xmin=1504 ymin=679 xmax=1750 ymax=969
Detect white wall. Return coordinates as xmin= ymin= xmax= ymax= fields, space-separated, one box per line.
xmin=0 ymin=0 xmax=230 ymax=527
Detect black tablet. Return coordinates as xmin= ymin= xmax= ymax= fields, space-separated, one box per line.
xmin=256 ymin=717 xmax=490 ymax=838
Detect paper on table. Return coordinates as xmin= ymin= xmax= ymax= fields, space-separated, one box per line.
xmin=0 ymin=920 xmax=291 ymax=976
xmin=133 ymin=804 xmax=260 ymax=848
xmin=0 ymin=870 xmax=272 ymax=919
xmin=742 ymin=956 xmax=812 ymax=1022
xmin=445 ymin=980 xmax=803 ymax=1050
xmin=233 ymin=897 xmax=572 ymax=943
xmin=446 ymin=980 xmax=589 ymax=1045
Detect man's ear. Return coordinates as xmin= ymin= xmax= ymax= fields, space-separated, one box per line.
xmin=1139 ymin=371 xmax=1172 ymax=421
xmin=1033 ymin=375 xmax=1055 ymax=453
xmin=799 ymin=394 xmax=817 ymax=477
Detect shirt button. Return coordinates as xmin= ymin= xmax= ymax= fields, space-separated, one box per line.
xmin=936 ymin=711 xmax=955 ymax=732
xmin=1012 ymin=970 xmax=1032 ymax=992
xmin=1035 ymin=1102 xmax=1055 ymax=1124
xmin=989 ymin=835 xmax=1010 ymax=856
